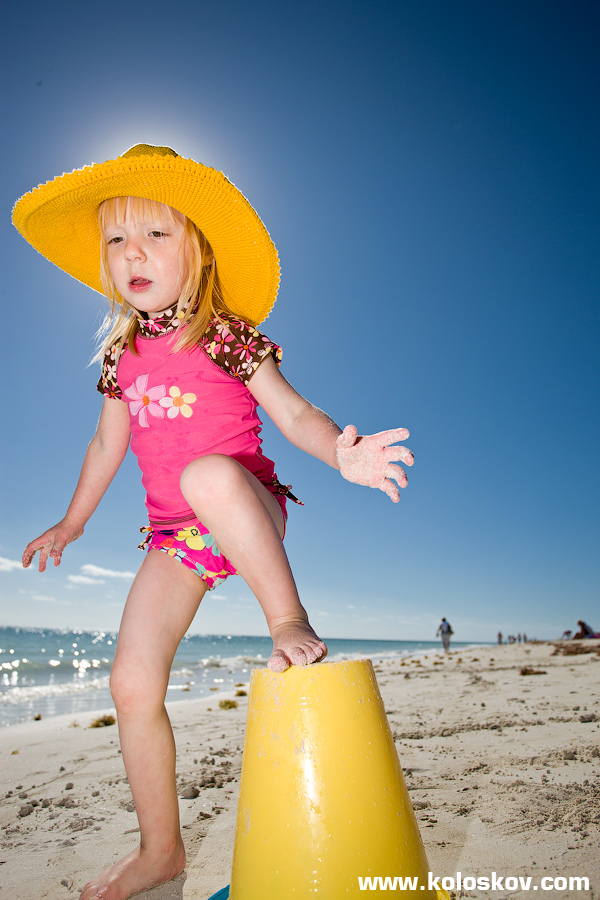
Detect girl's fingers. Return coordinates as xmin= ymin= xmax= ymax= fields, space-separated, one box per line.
xmin=379 ymin=460 xmax=409 ymax=499
xmin=22 ymin=548 xmax=33 ymax=568
xmin=38 ymin=543 xmax=51 ymax=573
xmin=22 ymin=537 xmax=59 ymax=572
xmin=374 ymin=427 xmax=410 ymax=446
xmin=22 ymin=541 xmax=43 ymax=569
xmin=337 ymin=424 xmax=358 ymax=448
xmin=23 ymin=525 xmax=80 ymax=572
xmin=380 ymin=479 xmax=400 ymax=503
xmin=384 ymin=445 xmax=414 ymax=466
xmin=386 ymin=463 xmax=408 ymax=488
xmin=49 ymin=536 xmax=72 ymax=567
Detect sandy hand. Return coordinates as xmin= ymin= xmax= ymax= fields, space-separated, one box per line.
xmin=335 ymin=425 xmax=413 ymax=502
xmin=22 ymin=520 xmax=84 ymax=572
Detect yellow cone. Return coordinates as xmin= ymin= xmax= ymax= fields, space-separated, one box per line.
xmin=229 ymin=659 xmax=448 ymax=898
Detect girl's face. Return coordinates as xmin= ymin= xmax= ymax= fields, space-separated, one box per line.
xmin=102 ymin=210 xmax=187 ymax=317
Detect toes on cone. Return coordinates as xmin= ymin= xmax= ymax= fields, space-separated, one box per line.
xmin=226 ymin=659 xmax=448 ymax=899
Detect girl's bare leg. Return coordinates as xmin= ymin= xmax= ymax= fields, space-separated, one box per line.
xmin=180 ymin=454 xmax=327 ymax=672
xmin=80 ymin=550 xmax=208 ymax=900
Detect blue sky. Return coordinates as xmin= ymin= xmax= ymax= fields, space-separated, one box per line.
xmin=1 ymin=0 xmax=598 ymax=642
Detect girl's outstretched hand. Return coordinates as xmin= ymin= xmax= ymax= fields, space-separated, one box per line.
xmin=335 ymin=425 xmax=414 ymax=503
xmin=22 ymin=520 xmax=84 ymax=573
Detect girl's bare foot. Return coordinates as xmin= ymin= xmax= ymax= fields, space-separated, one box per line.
xmin=80 ymin=841 xmax=185 ymax=900
xmin=268 ymin=616 xmax=328 ymax=672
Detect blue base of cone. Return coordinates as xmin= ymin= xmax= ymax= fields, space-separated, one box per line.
xmin=204 ymin=884 xmax=449 ymax=900
xmin=205 ymin=883 xmax=448 ymax=899
xmin=206 ymin=888 xmax=229 ymax=900
xmin=204 ymin=883 xmax=448 ymax=900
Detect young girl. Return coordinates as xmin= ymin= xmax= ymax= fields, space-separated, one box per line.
xmin=13 ymin=143 xmax=413 ymax=900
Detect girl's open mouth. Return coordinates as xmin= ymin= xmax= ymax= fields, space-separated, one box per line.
xmin=129 ymin=278 xmax=152 ymax=291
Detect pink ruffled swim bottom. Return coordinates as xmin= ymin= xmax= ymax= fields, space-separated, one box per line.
xmin=141 ymin=494 xmax=288 ymax=590
xmin=145 ymin=522 xmax=238 ymax=590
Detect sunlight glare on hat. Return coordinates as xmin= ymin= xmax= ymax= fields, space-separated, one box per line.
xmin=82 ymin=118 xmax=222 ymax=170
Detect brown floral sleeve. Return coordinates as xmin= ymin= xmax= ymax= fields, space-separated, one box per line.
xmin=200 ymin=314 xmax=283 ymax=385
xmin=96 ymin=342 xmax=124 ymax=400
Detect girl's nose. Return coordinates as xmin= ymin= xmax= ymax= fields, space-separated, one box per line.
xmin=124 ymin=238 xmax=145 ymax=261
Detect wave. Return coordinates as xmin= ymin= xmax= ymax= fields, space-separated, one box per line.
xmin=0 ymin=674 xmax=112 ymax=706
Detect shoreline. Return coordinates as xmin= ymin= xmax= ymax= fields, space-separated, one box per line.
xmin=1 ymin=641 xmax=598 ymax=899
xmin=0 ymin=639 xmax=493 ymax=729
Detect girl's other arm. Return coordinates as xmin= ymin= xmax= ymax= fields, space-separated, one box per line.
xmin=249 ymin=356 xmax=414 ymax=501
xmin=22 ymin=397 xmax=131 ymax=572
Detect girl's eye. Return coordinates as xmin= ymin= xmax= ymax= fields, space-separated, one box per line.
xmin=107 ymin=236 xmax=123 ymax=245
xmin=150 ymin=230 xmax=167 ymax=238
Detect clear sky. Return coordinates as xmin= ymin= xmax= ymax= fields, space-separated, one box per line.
xmin=1 ymin=0 xmax=598 ymax=643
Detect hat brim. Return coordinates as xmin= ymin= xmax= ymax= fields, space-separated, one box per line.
xmin=12 ymin=153 xmax=280 ymax=326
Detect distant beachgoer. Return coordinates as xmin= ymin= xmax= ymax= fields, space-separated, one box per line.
xmin=497 ymin=631 xmax=503 ymax=644
xmin=560 ymin=630 xmax=572 ymax=640
xmin=436 ymin=617 xmax=453 ymax=651
xmin=572 ymin=620 xmax=597 ymax=639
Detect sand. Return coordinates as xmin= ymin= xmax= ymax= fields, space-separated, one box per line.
xmin=1 ymin=641 xmax=598 ymax=899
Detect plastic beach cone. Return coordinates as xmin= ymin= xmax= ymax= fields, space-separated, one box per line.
xmin=228 ymin=659 xmax=448 ymax=899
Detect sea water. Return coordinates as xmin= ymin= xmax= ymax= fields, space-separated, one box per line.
xmin=0 ymin=626 xmax=483 ymax=727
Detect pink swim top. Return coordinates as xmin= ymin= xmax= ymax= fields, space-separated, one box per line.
xmin=97 ymin=308 xmax=288 ymax=528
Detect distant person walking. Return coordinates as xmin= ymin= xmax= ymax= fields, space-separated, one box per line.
xmin=436 ymin=617 xmax=453 ymax=651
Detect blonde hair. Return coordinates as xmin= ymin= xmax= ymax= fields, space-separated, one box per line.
xmin=94 ymin=196 xmax=234 ymax=362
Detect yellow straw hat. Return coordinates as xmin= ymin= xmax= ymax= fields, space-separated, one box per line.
xmin=12 ymin=143 xmax=280 ymax=326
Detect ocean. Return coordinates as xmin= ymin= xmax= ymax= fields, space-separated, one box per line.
xmin=0 ymin=626 xmax=484 ymax=728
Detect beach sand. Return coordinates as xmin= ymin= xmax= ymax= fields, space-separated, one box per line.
xmin=1 ymin=641 xmax=598 ymax=899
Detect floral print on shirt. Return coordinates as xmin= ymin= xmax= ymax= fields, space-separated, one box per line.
xmin=159 ymin=386 xmax=197 ymax=418
xmin=96 ymin=312 xmax=282 ymax=400
xmin=124 ymin=374 xmax=166 ymax=428
xmin=200 ymin=315 xmax=282 ymax=386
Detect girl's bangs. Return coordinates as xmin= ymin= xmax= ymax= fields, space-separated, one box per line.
xmin=99 ymin=196 xmax=185 ymax=229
